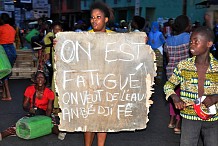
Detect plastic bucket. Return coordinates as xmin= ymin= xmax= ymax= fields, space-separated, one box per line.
xmin=0 ymin=45 xmax=12 ymax=79
xmin=25 ymin=29 xmax=39 ymax=43
xmin=16 ymin=115 xmax=53 ymax=139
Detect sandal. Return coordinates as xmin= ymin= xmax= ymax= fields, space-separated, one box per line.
xmin=58 ymin=132 xmax=66 ymax=140
xmin=174 ymin=128 xmax=181 ymax=134
xmin=168 ymin=124 xmax=175 ymax=129
xmin=1 ymin=97 xmax=12 ymax=101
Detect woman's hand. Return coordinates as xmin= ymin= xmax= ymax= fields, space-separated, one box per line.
xmin=145 ymin=36 xmax=148 ymax=44
xmin=29 ymin=107 xmax=36 ymax=114
xmin=53 ymin=38 xmax=57 ymax=47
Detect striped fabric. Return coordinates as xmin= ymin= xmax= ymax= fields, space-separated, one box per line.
xmin=164 ymin=54 xmax=218 ymax=121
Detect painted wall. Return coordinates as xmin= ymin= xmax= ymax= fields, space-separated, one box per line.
xmin=80 ymin=0 xmax=207 ymax=24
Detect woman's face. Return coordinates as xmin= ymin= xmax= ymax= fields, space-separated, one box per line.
xmin=35 ymin=73 xmax=46 ymax=87
xmin=90 ymin=9 xmax=108 ymax=32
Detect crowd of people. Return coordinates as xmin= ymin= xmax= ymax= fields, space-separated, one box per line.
xmin=0 ymin=1 xmax=218 ymax=146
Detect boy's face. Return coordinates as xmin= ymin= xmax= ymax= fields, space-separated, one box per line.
xmin=90 ymin=9 xmax=108 ymax=32
xmin=53 ymin=25 xmax=62 ymax=34
xmin=189 ymin=32 xmax=212 ymax=56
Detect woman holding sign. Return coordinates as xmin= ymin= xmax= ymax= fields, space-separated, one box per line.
xmin=84 ymin=1 xmax=113 ymax=146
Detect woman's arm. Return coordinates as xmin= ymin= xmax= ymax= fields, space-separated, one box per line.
xmin=23 ymin=96 xmax=30 ymax=112
xmin=46 ymin=99 xmax=54 ymax=116
xmin=23 ymin=96 xmax=35 ymax=114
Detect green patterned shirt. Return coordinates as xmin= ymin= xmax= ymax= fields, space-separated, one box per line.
xmin=164 ymin=53 xmax=218 ymax=121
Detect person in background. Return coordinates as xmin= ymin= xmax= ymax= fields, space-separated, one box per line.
xmin=0 ymin=13 xmax=17 ymax=101
xmin=116 ymin=20 xmax=128 ymax=33
xmin=85 ymin=1 xmax=113 ymax=146
xmin=43 ymin=21 xmax=63 ymax=114
xmin=31 ymin=18 xmax=51 ymax=49
xmin=9 ymin=18 xmax=24 ymax=50
xmin=147 ymin=21 xmax=165 ymax=83
xmin=203 ymin=12 xmax=213 ymax=29
xmin=212 ymin=23 xmax=218 ymax=59
xmin=163 ymin=18 xmax=174 ymax=38
xmin=164 ymin=26 xmax=218 ymax=146
xmin=142 ymin=17 xmax=151 ymax=35
xmin=163 ymin=15 xmax=191 ymax=134
xmin=131 ymin=16 xmax=145 ymax=32
xmin=0 ymin=70 xmax=66 ymax=141
xmin=74 ymin=20 xmax=86 ymax=32
xmin=162 ymin=18 xmax=174 ymax=75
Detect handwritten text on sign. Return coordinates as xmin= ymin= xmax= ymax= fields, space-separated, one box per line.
xmin=54 ymin=32 xmax=156 ymax=132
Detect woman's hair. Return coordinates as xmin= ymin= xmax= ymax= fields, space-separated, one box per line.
xmin=0 ymin=13 xmax=10 ymax=24
xmin=90 ymin=1 xmax=111 ymax=19
xmin=193 ymin=26 xmax=215 ymax=42
xmin=172 ymin=15 xmax=190 ymax=34
xmin=34 ymin=70 xmax=47 ymax=84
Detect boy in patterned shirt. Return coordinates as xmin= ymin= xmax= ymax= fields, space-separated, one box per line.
xmin=164 ymin=26 xmax=218 ymax=146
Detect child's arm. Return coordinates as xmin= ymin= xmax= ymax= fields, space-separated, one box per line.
xmin=202 ymin=95 xmax=218 ymax=108
xmin=171 ymin=94 xmax=186 ymax=110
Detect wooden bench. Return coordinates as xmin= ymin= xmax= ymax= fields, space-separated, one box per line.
xmin=11 ymin=49 xmax=38 ymax=79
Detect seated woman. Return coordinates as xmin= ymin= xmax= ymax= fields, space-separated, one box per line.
xmin=0 ymin=70 xmax=66 ymax=141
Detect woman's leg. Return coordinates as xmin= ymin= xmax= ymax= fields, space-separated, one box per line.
xmin=0 ymin=126 xmax=16 ymax=140
xmin=2 ymin=79 xmax=12 ymax=100
xmin=84 ymin=132 xmax=95 ymax=146
xmin=51 ymin=115 xmax=66 ymax=140
xmin=4 ymin=79 xmax=11 ymax=99
xmin=52 ymin=125 xmax=59 ymax=135
xmin=2 ymin=81 xmax=6 ymax=98
xmin=1 ymin=44 xmax=16 ymax=101
xmin=97 ymin=132 xmax=107 ymax=146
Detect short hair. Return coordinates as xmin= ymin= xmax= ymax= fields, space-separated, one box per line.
xmin=0 ymin=13 xmax=10 ymax=24
xmin=132 ymin=16 xmax=145 ymax=30
xmin=90 ymin=1 xmax=110 ymax=18
xmin=52 ymin=21 xmax=63 ymax=29
xmin=192 ymin=26 xmax=215 ymax=42
xmin=173 ymin=15 xmax=190 ymax=34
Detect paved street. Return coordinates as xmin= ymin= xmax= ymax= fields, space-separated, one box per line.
xmin=0 ymin=79 xmax=181 ymax=146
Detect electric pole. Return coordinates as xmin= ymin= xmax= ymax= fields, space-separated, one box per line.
xmin=183 ymin=0 xmax=187 ymax=15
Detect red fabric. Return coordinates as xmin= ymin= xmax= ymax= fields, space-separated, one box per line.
xmin=0 ymin=24 xmax=16 ymax=44
xmin=24 ymin=85 xmax=54 ymax=111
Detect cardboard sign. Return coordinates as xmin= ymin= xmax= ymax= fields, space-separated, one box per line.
xmin=54 ymin=32 xmax=156 ymax=132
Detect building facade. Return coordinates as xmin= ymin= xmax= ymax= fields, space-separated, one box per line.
xmin=80 ymin=0 xmax=207 ymax=25
xmin=6 ymin=0 xmax=216 ymax=30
